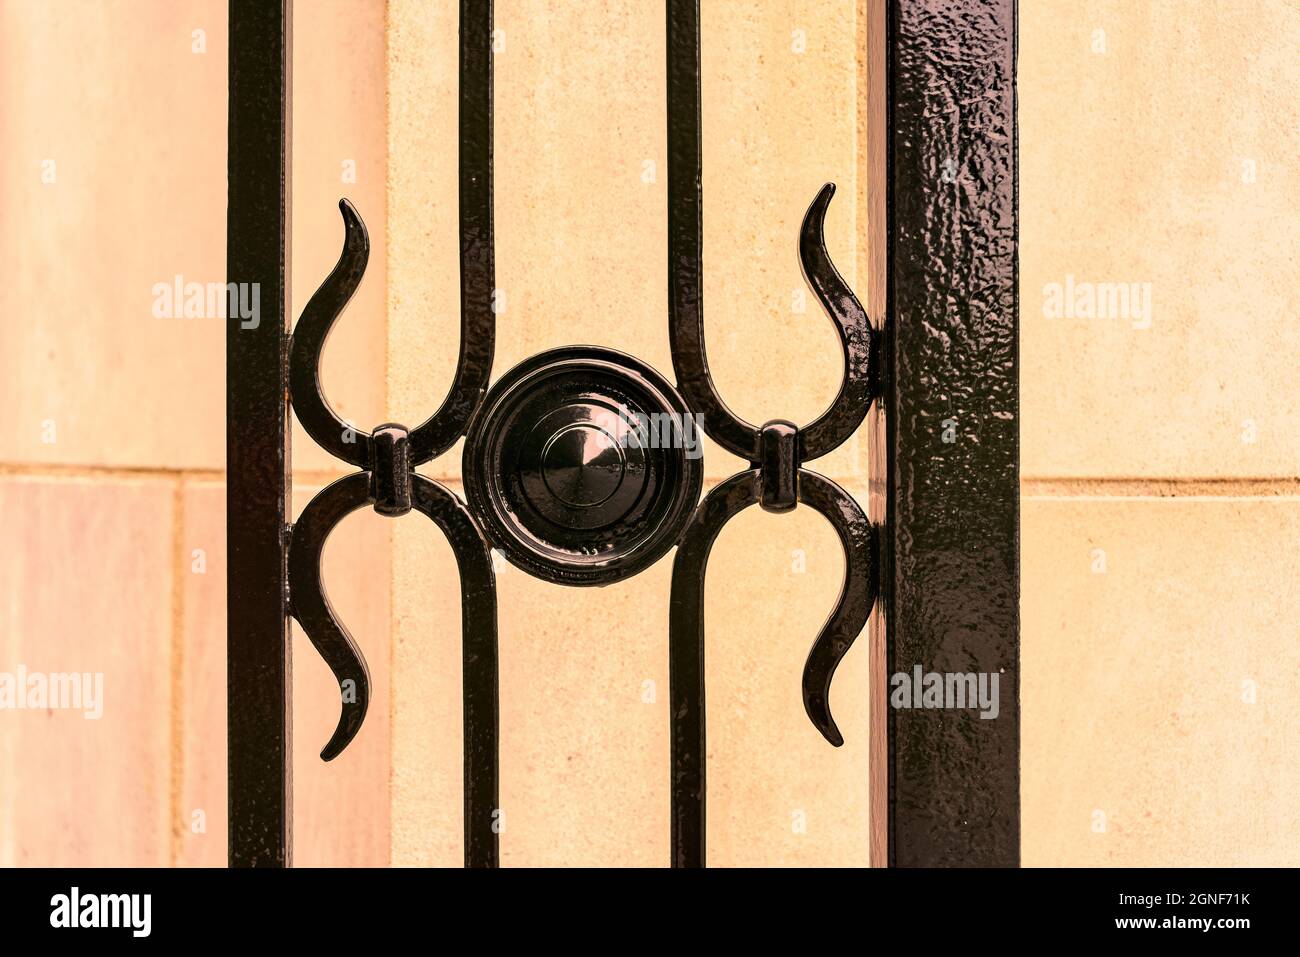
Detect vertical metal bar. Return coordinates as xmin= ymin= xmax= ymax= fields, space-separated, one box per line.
xmin=457 ymin=0 xmax=499 ymax=869
xmin=665 ymin=0 xmax=706 ymax=869
xmin=886 ymin=0 xmax=1019 ymax=866
xmin=227 ymin=0 xmax=292 ymax=868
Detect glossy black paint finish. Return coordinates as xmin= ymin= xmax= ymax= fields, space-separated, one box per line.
xmin=370 ymin=424 xmax=413 ymax=517
xmin=797 ymin=184 xmax=880 ymax=463
xmin=287 ymin=0 xmax=492 ymax=470
xmin=665 ymin=0 xmax=757 ymax=463
xmin=284 ymin=470 xmax=500 ymax=866
xmin=664 ymin=0 xmax=880 ymax=867
xmin=409 ymin=0 xmax=495 ymax=464
xmin=286 ymin=202 xmax=383 ymax=758
xmin=289 ymin=198 xmax=372 ymax=468
xmin=226 ymin=0 xmax=291 ymax=869
xmin=759 ymin=420 xmax=799 ymax=513
xmin=798 ymin=472 xmax=878 ymax=750
xmin=887 ymin=0 xmax=1019 ymax=867
xmin=409 ymin=476 xmax=500 ymax=868
xmin=463 ymin=347 xmax=702 ymax=587
xmin=286 ymin=474 xmax=372 ymax=762
xmin=668 ymin=470 xmax=760 ymax=868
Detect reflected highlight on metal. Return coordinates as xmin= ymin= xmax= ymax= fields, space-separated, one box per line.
xmin=797 ymin=470 xmax=878 ymax=749
xmin=286 ymin=473 xmax=373 ymax=761
xmin=410 ymin=475 xmax=500 ymax=866
xmin=668 ymin=470 xmax=761 ymax=868
xmin=462 ymin=346 xmax=703 ymax=587
xmin=289 ymin=200 xmax=372 ymax=468
xmin=797 ymin=183 xmax=879 ymax=462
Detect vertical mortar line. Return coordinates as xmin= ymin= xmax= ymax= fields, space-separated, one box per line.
xmin=860 ymin=0 xmax=889 ymax=869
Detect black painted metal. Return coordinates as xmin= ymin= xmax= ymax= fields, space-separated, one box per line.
xmin=886 ymin=0 xmax=1020 ymax=866
xmin=370 ymin=424 xmax=413 ymax=518
xmin=463 ymin=346 xmax=702 ymax=586
xmin=288 ymin=198 xmax=372 ymax=469
xmin=759 ymin=421 xmax=798 ymax=514
xmin=409 ymin=476 xmax=500 ymax=866
xmin=665 ymin=0 xmax=880 ymax=867
xmin=285 ymin=474 xmax=372 ymax=763
xmin=226 ymin=0 xmax=292 ymax=869
xmin=668 ymin=469 xmax=758 ymax=868
xmin=798 ymin=184 xmax=881 ymax=461
xmin=283 ymin=0 xmax=500 ymax=869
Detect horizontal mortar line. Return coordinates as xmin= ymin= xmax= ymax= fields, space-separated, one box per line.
xmin=7 ymin=464 xmax=1284 ymax=498
xmin=1023 ymin=477 xmax=1300 ymax=497
xmin=416 ymin=472 xmax=873 ymax=488
xmin=0 ymin=462 xmax=353 ymax=486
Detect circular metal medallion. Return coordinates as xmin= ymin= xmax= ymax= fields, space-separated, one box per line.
xmin=463 ymin=346 xmax=703 ymax=586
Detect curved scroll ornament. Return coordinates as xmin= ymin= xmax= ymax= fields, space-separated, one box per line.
xmin=665 ymin=188 xmax=881 ymax=867
xmin=264 ymin=0 xmax=878 ymax=873
xmin=668 ymin=470 xmax=760 ymax=868
xmin=286 ymin=473 xmax=373 ymax=760
xmin=283 ymin=0 xmax=499 ymax=871
xmin=287 ymin=199 xmax=499 ymax=867
xmin=665 ymin=0 xmax=881 ymax=868
xmin=795 ymin=471 xmax=879 ymax=748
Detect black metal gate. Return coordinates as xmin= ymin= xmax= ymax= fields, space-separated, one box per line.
xmin=226 ymin=0 xmax=1018 ymax=868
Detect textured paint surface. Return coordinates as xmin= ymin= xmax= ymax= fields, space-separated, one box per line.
xmin=887 ymin=0 xmax=1019 ymax=866
xmin=226 ymin=0 xmax=291 ymax=867
xmin=3 ymin=0 xmax=1292 ymax=869
xmin=388 ymin=0 xmax=865 ymax=483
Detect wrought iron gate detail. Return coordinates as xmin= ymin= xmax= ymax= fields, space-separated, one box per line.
xmin=664 ymin=0 xmax=879 ymax=868
xmin=230 ymin=0 xmax=884 ymax=869
xmin=286 ymin=0 xmax=500 ymax=868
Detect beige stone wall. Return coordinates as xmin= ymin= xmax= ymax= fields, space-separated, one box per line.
xmin=0 ymin=0 xmax=390 ymax=865
xmin=1020 ymin=0 xmax=1300 ymax=865
xmin=1 ymin=0 xmax=1295 ymax=867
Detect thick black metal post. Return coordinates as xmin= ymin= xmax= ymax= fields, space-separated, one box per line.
xmin=227 ymin=0 xmax=292 ymax=867
xmin=886 ymin=0 xmax=1020 ymax=866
